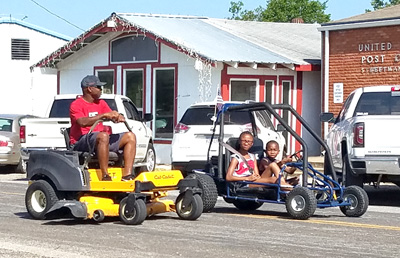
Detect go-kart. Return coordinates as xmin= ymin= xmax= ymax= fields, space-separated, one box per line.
xmin=189 ymin=102 xmax=368 ymax=220
xmin=25 ymin=120 xmax=203 ymax=225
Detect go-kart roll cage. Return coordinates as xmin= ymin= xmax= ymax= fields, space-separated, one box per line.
xmin=215 ymin=102 xmax=337 ymax=186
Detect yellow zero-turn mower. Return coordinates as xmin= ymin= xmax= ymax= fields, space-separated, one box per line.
xmin=25 ymin=121 xmax=203 ymax=225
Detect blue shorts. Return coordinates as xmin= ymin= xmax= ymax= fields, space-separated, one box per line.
xmin=73 ymin=132 xmax=124 ymax=153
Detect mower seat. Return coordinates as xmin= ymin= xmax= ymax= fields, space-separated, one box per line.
xmin=61 ymin=127 xmax=122 ymax=165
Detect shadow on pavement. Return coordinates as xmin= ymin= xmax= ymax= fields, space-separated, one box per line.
xmin=364 ymin=184 xmax=400 ymax=207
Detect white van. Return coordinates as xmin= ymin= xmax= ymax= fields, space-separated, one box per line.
xmin=171 ymin=102 xmax=286 ymax=175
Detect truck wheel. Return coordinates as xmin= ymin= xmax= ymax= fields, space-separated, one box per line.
xmin=343 ymin=154 xmax=363 ymax=187
xmin=186 ymin=173 xmax=218 ymax=212
xmin=15 ymin=158 xmax=27 ymax=173
xmin=176 ymin=192 xmax=203 ymax=220
xmin=340 ymin=186 xmax=369 ymax=217
xmin=138 ymin=143 xmax=156 ymax=172
xmin=119 ymin=197 xmax=147 ymax=225
xmin=232 ymin=200 xmax=263 ymax=211
xmin=285 ymin=187 xmax=317 ymax=220
xmin=25 ymin=180 xmax=58 ymax=220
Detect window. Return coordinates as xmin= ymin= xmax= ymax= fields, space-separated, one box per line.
xmin=111 ymin=35 xmax=158 ymax=63
xmin=124 ymin=70 xmax=143 ymax=109
xmin=154 ymin=69 xmax=174 ymax=139
xmin=335 ymin=93 xmax=354 ymax=123
xmin=97 ymin=70 xmax=114 ymax=94
xmin=122 ymin=99 xmax=141 ymax=121
xmin=0 ymin=119 xmax=13 ymax=132
xmin=265 ymin=81 xmax=273 ymax=104
xmin=354 ymin=92 xmax=400 ymax=116
xmin=11 ymin=39 xmax=30 ymax=60
xmin=231 ymin=80 xmax=257 ymax=101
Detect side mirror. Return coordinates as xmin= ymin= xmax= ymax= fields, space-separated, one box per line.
xmin=320 ymin=112 xmax=335 ymax=123
xmin=276 ymin=124 xmax=286 ymax=132
xmin=143 ymin=113 xmax=153 ymax=122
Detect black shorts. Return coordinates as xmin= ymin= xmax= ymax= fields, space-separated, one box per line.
xmin=73 ymin=132 xmax=124 ymax=153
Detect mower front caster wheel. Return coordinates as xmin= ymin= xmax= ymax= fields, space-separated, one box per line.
xmin=119 ymin=197 xmax=147 ymax=225
xmin=176 ymin=192 xmax=203 ymax=220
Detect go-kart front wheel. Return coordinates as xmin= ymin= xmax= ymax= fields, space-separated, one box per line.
xmin=285 ymin=187 xmax=317 ymax=220
xmin=119 ymin=197 xmax=147 ymax=225
xmin=25 ymin=180 xmax=59 ymax=220
xmin=340 ymin=185 xmax=369 ymax=217
xmin=176 ymin=192 xmax=203 ymax=220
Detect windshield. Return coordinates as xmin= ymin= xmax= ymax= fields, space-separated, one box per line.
xmin=354 ymin=92 xmax=400 ymax=116
xmin=180 ymin=107 xmax=253 ymax=125
xmin=0 ymin=119 xmax=13 ymax=132
xmin=49 ymin=99 xmax=117 ymax=118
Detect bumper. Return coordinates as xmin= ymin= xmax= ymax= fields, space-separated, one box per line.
xmin=0 ymin=153 xmax=20 ymax=165
xmin=351 ymin=156 xmax=400 ymax=175
xmin=172 ymin=161 xmax=207 ymax=173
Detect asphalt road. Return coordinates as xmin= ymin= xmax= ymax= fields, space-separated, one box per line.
xmin=1 ymin=170 xmax=400 ymax=258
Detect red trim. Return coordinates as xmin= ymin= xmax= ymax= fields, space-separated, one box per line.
xmin=154 ymin=139 xmax=172 ymax=144
xmin=57 ymin=71 xmax=60 ymax=94
xmin=295 ymin=64 xmax=321 ymax=71
xmin=295 ymin=71 xmax=303 ymax=151
xmin=221 ymin=64 xmax=229 ymax=100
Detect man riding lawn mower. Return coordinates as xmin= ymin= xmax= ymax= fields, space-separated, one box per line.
xmin=24 ymin=75 xmax=203 ymax=225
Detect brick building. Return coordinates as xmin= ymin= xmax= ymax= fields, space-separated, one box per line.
xmin=319 ymin=5 xmax=400 ymax=136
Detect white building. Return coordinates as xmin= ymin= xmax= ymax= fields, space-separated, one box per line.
xmin=0 ymin=18 xmax=70 ymax=116
xmin=31 ymin=13 xmax=322 ymax=163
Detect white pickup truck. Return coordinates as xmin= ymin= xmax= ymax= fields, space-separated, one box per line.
xmin=321 ymin=86 xmax=400 ymax=187
xmin=20 ymin=94 xmax=155 ymax=172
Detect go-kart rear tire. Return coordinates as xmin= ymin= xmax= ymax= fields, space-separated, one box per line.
xmin=25 ymin=180 xmax=59 ymax=220
xmin=232 ymin=200 xmax=263 ymax=211
xmin=119 ymin=197 xmax=147 ymax=225
xmin=176 ymin=193 xmax=203 ymax=220
xmin=186 ymin=173 xmax=218 ymax=212
xmin=339 ymin=185 xmax=369 ymax=217
xmin=285 ymin=187 xmax=317 ymax=220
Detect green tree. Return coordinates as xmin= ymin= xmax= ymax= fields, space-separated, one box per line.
xmin=367 ymin=0 xmax=400 ymax=11
xmin=229 ymin=0 xmax=331 ymax=23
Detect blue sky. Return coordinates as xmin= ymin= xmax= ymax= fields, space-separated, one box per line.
xmin=2 ymin=0 xmax=373 ymax=39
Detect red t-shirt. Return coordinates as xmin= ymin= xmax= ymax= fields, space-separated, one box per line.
xmin=69 ymin=97 xmax=112 ymax=144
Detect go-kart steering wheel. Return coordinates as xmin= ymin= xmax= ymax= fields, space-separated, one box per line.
xmin=289 ymin=149 xmax=303 ymax=161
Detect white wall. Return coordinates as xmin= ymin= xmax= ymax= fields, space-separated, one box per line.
xmin=57 ymin=33 xmax=116 ymax=94
xmin=302 ymin=71 xmax=322 ymax=156
xmin=0 ymin=23 xmax=67 ymax=116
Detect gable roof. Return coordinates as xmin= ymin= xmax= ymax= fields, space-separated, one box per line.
xmin=0 ymin=17 xmax=71 ymax=41
xmin=320 ymin=4 xmax=400 ymax=31
xmin=32 ymin=13 xmax=321 ymax=70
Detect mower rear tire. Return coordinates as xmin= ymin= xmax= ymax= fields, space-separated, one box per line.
xmin=186 ymin=173 xmax=218 ymax=212
xmin=25 ymin=180 xmax=59 ymax=220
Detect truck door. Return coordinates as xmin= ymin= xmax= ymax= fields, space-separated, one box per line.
xmin=121 ymin=99 xmax=149 ymax=159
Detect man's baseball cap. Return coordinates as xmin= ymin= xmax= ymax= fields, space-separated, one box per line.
xmin=81 ymin=75 xmax=106 ymax=88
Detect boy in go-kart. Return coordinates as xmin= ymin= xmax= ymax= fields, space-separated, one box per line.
xmin=258 ymin=140 xmax=299 ymax=187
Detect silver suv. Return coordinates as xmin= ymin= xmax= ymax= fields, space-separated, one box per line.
xmin=171 ymin=102 xmax=286 ymax=175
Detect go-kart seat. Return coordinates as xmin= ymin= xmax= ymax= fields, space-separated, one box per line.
xmin=61 ymin=127 xmax=121 ymax=165
xmin=223 ymin=137 xmax=264 ymax=179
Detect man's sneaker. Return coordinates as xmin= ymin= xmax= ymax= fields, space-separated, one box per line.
xmin=121 ymin=175 xmax=134 ymax=181
xmin=102 ymin=174 xmax=112 ymax=181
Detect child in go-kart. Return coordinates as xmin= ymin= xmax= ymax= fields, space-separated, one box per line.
xmin=226 ymin=131 xmax=279 ymax=186
xmin=258 ymin=140 xmax=299 ymax=188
